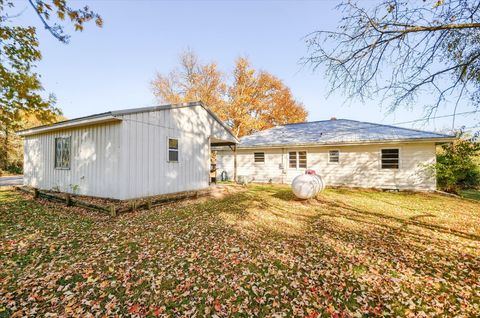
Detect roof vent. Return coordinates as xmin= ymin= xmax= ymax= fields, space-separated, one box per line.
xmin=330 ymin=117 xmax=337 ymax=120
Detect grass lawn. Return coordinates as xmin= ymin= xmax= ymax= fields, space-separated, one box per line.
xmin=0 ymin=185 xmax=479 ymax=317
xmin=460 ymin=189 xmax=480 ymax=201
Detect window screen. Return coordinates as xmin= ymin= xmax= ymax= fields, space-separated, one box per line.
xmin=54 ymin=137 xmax=71 ymax=169
xmin=329 ymin=150 xmax=339 ymax=163
xmin=381 ymin=149 xmax=399 ymax=169
xmin=254 ymin=152 xmax=265 ymax=163
xmin=168 ymin=138 xmax=179 ymax=162
xmin=289 ymin=152 xmax=297 ymax=168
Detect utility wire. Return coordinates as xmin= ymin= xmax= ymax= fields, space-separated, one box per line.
xmin=121 ymin=110 xmax=478 ymax=143
xmin=392 ymin=111 xmax=477 ymax=126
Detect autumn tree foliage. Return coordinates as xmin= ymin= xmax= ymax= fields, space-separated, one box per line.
xmin=0 ymin=0 xmax=101 ymax=174
xmin=0 ymin=111 xmax=65 ymax=174
xmin=152 ymin=51 xmax=307 ymax=137
xmin=152 ymin=50 xmax=227 ymax=119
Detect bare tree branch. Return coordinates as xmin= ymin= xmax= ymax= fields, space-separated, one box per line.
xmin=305 ymin=0 xmax=480 ymax=124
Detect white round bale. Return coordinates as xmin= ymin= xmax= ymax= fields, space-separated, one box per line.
xmin=291 ymin=174 xmax=325 ymax=199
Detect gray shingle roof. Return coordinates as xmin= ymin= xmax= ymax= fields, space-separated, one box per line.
xmin=238 ymin=119 xmax=454 ymax=148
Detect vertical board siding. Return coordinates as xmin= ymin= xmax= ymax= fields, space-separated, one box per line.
xmin=116 ymin=105 xmax=236 ymax=200
xmin=217 ymin=143 xmax=437 ymax=191
xmin=23 ymin=104 xmax=236 ymax=200
xmin=23 ymin=122 xmax=121 ymax=198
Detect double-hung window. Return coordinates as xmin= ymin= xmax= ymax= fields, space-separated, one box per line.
xmin=381 ymin=149 xmax=399 ymax=169
xmin=254 ymin=152 xmax=265 ymax=164
xmin=168 ymin=138 xmax=179 ymax=162
xmin=289 ymin=151 xmax=307 ymax=169
xmin=329 ymin=150 xmax=339 ymax=163
xmin=54 ymin=137 xmax=71 ymax=169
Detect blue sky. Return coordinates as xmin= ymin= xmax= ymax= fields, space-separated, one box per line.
xmin=9 ymin=0 xmax=479 ymax=132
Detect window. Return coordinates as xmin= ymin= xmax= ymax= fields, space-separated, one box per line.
xmin=54 ymin=137 xmax=71 ymax=169
xmin=381 ymin=149 xmax=399 ymax=169
xmin=289 ymin=151 xmax=307 ymax=169
xmin=289 ymin=152 xmax=297 ymax=168
xmin=254 ymin=152 xmax=265 ymax=163
xmin=168 ymin=138 xmax=179 ymax=162
xmin=298 ymin=151 xmax=307 ymax=168
xmin=329 ymin=150 xmax=339 ymax=163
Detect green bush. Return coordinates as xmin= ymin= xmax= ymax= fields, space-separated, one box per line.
xmin=0 ymin=160 xmax=23 ymax=176
xmin=436 ymin=131 xmax=480 ymax=193
xmin=6 ymin=161 xmax=23 ymax=175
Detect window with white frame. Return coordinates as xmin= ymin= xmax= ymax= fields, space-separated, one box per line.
xmin=168 ymin=138 xmax=179 ymax=162
xmin=289 ymin=151 xmax=307 ymax=169
xmin=54 ymin=137 xmax=71 ymax=169
xmin=329 ymin=150 xmax=339 ymax=163
xmin=254 ymin=152 xmax=265 ymax=163
xmin=381 ymin=149 xmax=399 ymax=169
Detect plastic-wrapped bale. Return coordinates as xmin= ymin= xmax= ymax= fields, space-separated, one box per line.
xmin=291 ymin=174 xmax=325 ymax=199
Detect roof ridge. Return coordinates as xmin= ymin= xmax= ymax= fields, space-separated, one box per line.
xmin=265 ymin=118 xmax=452 ymax=138
xmin=281 ymin=119 xmax=343 ymax=126
xmin=109 ymin=101 xmax=203 ymax=116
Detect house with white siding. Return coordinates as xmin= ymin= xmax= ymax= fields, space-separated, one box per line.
xmin=17 ymin=102 xmax=238 ymax=200
xmin=216 ymin=118 xmax=455 ymax=191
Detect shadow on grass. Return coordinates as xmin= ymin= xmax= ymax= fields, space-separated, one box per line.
xmin=212 ymin=185 xmax=479 ymax=291
xmin=460 ymin=189 xmax=480 ymax=201
xmin=261 ymin=185 xmax=480 ymax=242
xmin=315 ymin=198 xmax=480 ymax=242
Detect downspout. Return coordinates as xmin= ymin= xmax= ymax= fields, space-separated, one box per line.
xmin=233 ymin=144 xmax=237 ymax=182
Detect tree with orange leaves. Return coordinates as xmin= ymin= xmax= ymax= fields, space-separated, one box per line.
xmin=151 ymin=51 xmax=307 ymax=137
xmin=151 ymin=50 xmax=228 ymax=121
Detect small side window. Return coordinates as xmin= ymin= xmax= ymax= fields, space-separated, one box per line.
xmin=329 ymin=150 xmax=339 ymax=163
xmin=381 ymin=149 xmax=399 ymax=169
xmin=254 ymin=152 xmax=265 ymax=163
xmin=168 ymin=138 xmax=179 ymax=162
xmin=54 ymin=137 xmax=71 ymax=169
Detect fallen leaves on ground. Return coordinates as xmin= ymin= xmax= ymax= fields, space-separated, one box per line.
xmin=0 ymin=184 xmax=479 ymax=317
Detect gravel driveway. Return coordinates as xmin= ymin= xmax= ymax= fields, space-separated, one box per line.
xmin=0 ymin=175 xmax=23 ymax=187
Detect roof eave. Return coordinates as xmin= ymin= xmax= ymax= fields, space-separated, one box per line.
xmin=17 ymin=115 xmax=122 ymax=136
xmin=235 ymin=137 xmax=457 ymax=149
xmin=15 ymin=101 xmax=239 ymax=142
xmin=197 ymin=102 xmax=239 ymax=143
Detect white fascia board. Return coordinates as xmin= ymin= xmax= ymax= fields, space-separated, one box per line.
xmin=17 ymin=115 xmax=122 ymax=137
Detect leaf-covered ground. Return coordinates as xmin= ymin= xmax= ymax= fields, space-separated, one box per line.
xmin=1 ymin=184 xmax=479 ymax=317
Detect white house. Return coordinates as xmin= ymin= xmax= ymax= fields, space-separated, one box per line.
xmin=216 ymin=119 xmax=455 ymax=191
xmin=17 ymin=102 xmax=238 ymax=200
